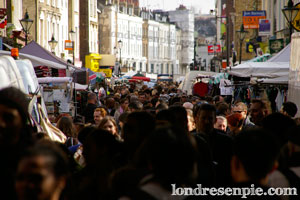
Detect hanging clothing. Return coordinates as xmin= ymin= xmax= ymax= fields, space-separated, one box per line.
xmin=275 ymin=89 xmax=284 ymax=111
xmin=193 ymin=82 xmax=208 ymax=97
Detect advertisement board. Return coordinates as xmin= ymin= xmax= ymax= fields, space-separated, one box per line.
xmin=292 ymin=3 xmax=300 ymax=31
xmin=243 ymin=10 xmax=266 ymax=29
xmin=259 ymin=19 xmax=271 ymax=36
xmin=269 ymin=39 xmax=284 ymax=54
xmin=99 ymin=66 xmax=112 ymax=78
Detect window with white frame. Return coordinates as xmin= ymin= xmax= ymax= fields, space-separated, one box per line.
xmin=52 ymin=0 xmax=55 ymax=6
xmin=47 ymin=0 xmax=50 ymax=5
xmin=40 ymin=0 xmax=44 ymax=2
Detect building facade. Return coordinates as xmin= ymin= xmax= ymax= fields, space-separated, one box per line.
xmin=80 ymin=0 xmax=98 ymax=67
xmin=168 ymin=6 xmax=194 ymax=75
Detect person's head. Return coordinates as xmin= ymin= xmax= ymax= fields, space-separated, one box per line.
xmin=194 ymin=103 xmax=216 ymax=134
xmin=249 ymin=99 xmax=269 ymax=126
xmin=287 ymin=125 xmax=300 ymax=156
xmin=214 ymin=116 xmax=227 ymax=132
xmin=122 ymin=112 xmax=155 ymax=156
xmin=183 ymin=102 xmax=193 ymax=110
xmin=56 ymin=116 xmax=75 ymax=138
xmin=186 ymin=109 xmax=196 ymax=132
xmin=232 ymin=102 xmax=248 ymax=119
xmin=98 ymin=116 xmax=118 ymax=136
xmin=138 ymin=92 xmax=146 ymax=103
xmin=169 ymin=106 xmax=189 ymax=132
xmin=135 ymin=125 xmax=197 ymax=187
xmin=231 ymin=128 xmax=280 ymax=184
xmin=15 ymin=141 xmax=69 ymax=200
xmin=118 ymin=112 xmax=129 ymax=130
xmin=0 ymin=87 xmax=33 ymax=148
xmin=87 ymin=92 xmax=97 ymax=104
xmin=262 ymin=112 xmax=296 ymax=147
xmin=128 ymin=101 xmax=143 ymax=112
xmin=280 ymin=101 xmax=298 ymax=118
xmin=82 ymin=129 xmax=121 ymax=167
xmin=213 ymin=95 xmax=224 ymax=104
xmin=105 ymin=97 xmax=115 ymax=109
xmin=155 ymin=102 xmax=168 ymax=114
xmin=226 ymin=113 xmax=243 ymax=135
xmin=119 ymin=98 xmax=129 ymax=111
xmin=93 ymin=107 xmax=108 ymax=126
xmin=216 ymin=102 xmax=230 ymax=116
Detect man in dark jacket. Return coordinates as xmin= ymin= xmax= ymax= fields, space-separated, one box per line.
xmin=194 ymin=103 xmax=233 ymax=186
xmin=84 ymin=92 xmax=98 ymax=123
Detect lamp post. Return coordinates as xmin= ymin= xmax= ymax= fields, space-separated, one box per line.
xmin=210 ymin=9 xmax=230 ymax=69
xmin=236 ymin=24 xmax=248 ymax=64
xmin=69 ymin=29 xmax=76 ymax=65
xmin=48 ymin=34 xmax=58 ymax=55
xmin=19 ymin=11 xmax=33 ymax=45
xmin=118 ymin=40 xmax=123 ymax=72
xmin=282 ymin=0 xmax=299 ymax=43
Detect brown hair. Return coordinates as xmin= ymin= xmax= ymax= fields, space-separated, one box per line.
xmin=56 ymin=116 xmax=76 ymax=137
xmin=98 ymin=116 xmax=119 ymax=134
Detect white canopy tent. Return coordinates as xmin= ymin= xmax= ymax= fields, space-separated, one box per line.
xmin=229 ymin=44 xmax=290 ymax=84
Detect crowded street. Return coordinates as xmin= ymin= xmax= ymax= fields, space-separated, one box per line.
xmin=0 ymin=0 xmax=300 ymax=199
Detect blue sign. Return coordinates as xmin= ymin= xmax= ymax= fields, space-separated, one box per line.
xmin=243 ymin=11 xmax=266 ymax=17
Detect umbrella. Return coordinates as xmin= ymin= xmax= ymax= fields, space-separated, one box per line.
xmin=131 ymin=73 xmax=150 ymax=82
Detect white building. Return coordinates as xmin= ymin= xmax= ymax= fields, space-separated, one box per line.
xmin=168 ymin=7 xmax=194 ymax=74
xmin=100 ymin=4 xmax=145 ymax=73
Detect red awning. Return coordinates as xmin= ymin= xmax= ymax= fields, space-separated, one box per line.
xmin=131 ymin=76 xmax=150 ymax=82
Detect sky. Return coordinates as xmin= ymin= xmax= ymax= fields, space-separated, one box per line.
xmin=139 ymin=0 xmax=215 ymax=14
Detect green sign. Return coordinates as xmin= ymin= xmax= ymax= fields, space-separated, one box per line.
xmin=269 ymin=39 xmax=284 ymax=54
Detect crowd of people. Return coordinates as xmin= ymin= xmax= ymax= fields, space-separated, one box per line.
xmin=0 ymin=82 xmax=299 ymax=200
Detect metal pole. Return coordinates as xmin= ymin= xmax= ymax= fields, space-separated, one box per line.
xmin=239 ymin=39 xmax=242 ymax=64
xmin=25 ymin=31 xmax=28 ymax=45
xmin=290 ymin=22 xmax=293 ymax=43
xmin=226 ymin=16 xmax=230 ymax=69
xmin=73 ymin=41 xmax=75 ymax=65
xmin=119 ymin=48 xmax=122 ymax=74
xmin=194 ymin=41 xmax=196 ymax=70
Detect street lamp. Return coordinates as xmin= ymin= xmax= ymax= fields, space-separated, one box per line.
xmin=19 ymin=11 xmax=33 ymax=45
xmin=282 ymin=0 xmax=299 ymax=43
xmin=48 ymin=34 xmax=58 ymax=54
xmin=118 ymin=40 xmax=123 ymax=72
xmin=236 ymin=24 xmax=248 ymax=64
xmin=69 ymin=29 xmax=76 ymax=65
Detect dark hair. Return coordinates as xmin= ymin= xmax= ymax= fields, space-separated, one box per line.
xmin=193 ymin=103 xmax=216 ymax=118
xmin=20 ymin=140 xmax=69 ymax=178
xmin=119 ymin=112 xmax=129 ymax=124
xmin=233 ymin=128 xmax=280 ymax=183
xmin=77 ymin=126 xmax=96 ymax=144
xmin=128 ymin=101 xmax=143 ymax=111
xmin=251 ymin=99 xmax=267 ymax=110
xmin=169 ymin=106 xmax=188 ymax=132
xmin=216 ymin=102 xmax=229 ymax=116
xmin=262 ymin=112 xmax=296 ymax=146
xmin=155 ymin=102 xmax=168 ymax=112
xmin=282 ymin=102 xmax=298 ymax=117
xmin=135 ymin=125 xmax=197 ymax=187
xmin=87 ymin=92 xmax=97 ymax=101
